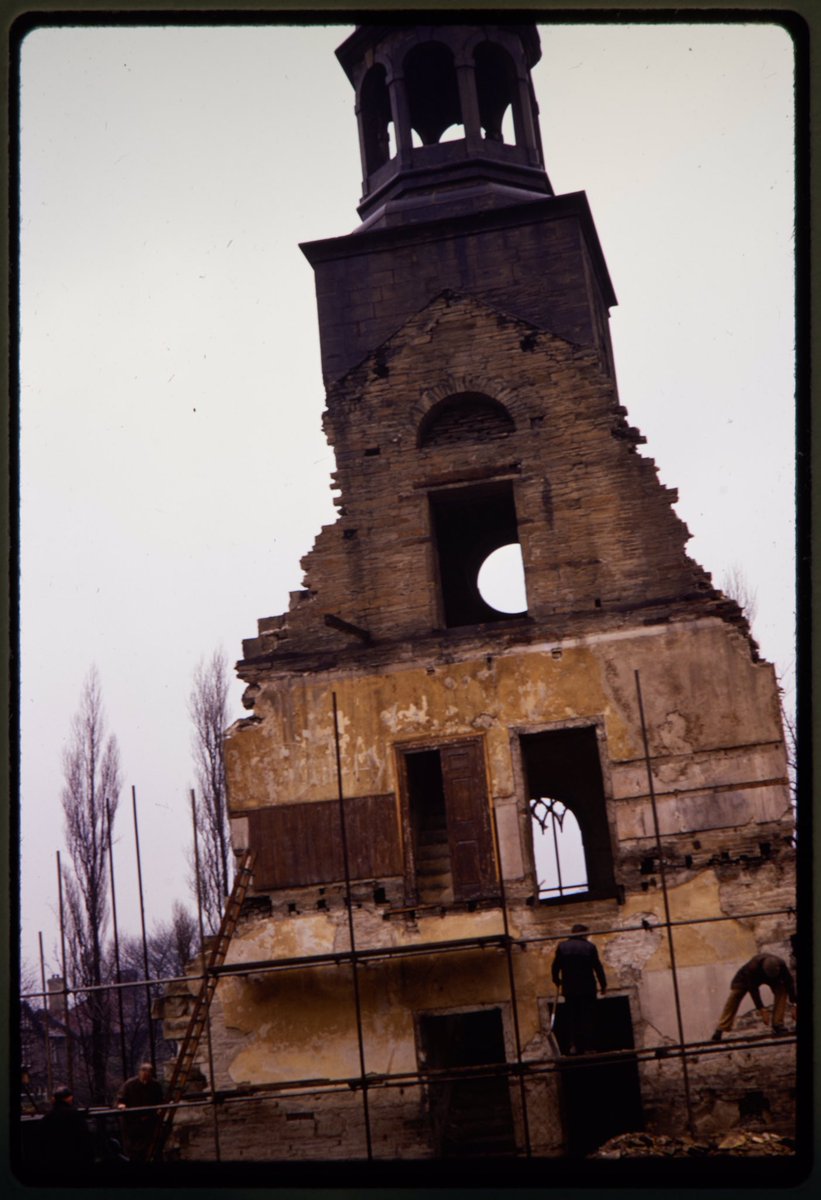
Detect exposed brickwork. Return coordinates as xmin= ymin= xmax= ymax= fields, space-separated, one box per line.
xmin=240 ymin=291 xmax=729 ymax=670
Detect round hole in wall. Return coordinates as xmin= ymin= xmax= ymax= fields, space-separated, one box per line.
xmin=477 ymin=542 xmax=527 ymax=614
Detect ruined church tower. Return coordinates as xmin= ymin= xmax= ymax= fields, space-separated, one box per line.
xmin=165 ymin=25 xmax=795 ymax=1165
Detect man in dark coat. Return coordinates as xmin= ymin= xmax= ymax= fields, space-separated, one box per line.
xmin=39 ymin=1084 xmax=94 ymax=1166
xmin=711 ymin=952 xmax=796 ymax=1040
xmin=551 ymin=923 xmax=607 ymax=1054
xmin=116 ymin=1061 xmax=163 ymax=1161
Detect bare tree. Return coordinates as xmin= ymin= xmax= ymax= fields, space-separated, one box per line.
xmin=148 ymin=901 xmax=199 ymax=979
xmin=115 ymin=902 xmax=199 ymax=1076
xmin=60 ymin=667 xmax=122 ymax=1102
xmin=720 ymin=563 xmax=758 ymax=628
xmin=189 ymin=649 xmax=233 ymax=932
xmin=777 ymin=658 xmax=797 ymax=813
xmin=721 ymin=567 xmax=796 ymax=812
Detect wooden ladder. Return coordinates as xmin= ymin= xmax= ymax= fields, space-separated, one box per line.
xmin=148 ymin=849 xmax=256 ymax=1160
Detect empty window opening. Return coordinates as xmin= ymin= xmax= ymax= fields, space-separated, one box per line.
xmin=521 ymin=727 xmax=615 ymax=901
xmin=360 ymin=64 xmax=394 ymax=173
xmin=404 ymin=43 xmax=463 ymax=146
xmin=552 ymin=996 xmax=643 ymax=1155
xmin=739 ymin=1090 xmax=770 ymax=1121
xmin=474 ymin=42 xmax=520 ymax=144
xmin=419 ymin=392 xmax=514 ymax=448
xmin=529 ymin=796 xmax=588 ymax=899
xmin=400 ymin=740 xmax=497 ymax=904
xmin=430 ymin=481 xmax=526 ymax=627
xmin=477 ymin=542 xmax=527 ymax=615
xmin=418 ymin=1008 xmax=515 ymax=1157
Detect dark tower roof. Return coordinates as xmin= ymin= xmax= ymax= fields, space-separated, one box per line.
xmin=335 ymin=23 xmax=553 ymax=229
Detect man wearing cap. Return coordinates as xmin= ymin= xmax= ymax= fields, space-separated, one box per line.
xmin=39 ymin=1085 xmax=95 ymax=1165
xmin=551 ymin=923 xmax=608 ymax=1055
xmin=710 ymin=952 xmax=796 ymax=1041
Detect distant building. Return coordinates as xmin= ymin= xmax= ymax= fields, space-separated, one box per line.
xmin=162 ymin=23 xmax=796 ymax=1162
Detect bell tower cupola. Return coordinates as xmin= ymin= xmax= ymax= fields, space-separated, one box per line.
xmin=336 ymin=24 xmax=554 ymax=228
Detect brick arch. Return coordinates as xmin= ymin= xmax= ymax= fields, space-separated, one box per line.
xmin=418 ymin=392 xmax=515 ymax=449
xmin=410 ymin=374 xmax=522 ymax=430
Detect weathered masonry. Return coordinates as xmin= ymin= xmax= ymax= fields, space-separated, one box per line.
xmin=163 ymin=24 xmax=796 ymax=1162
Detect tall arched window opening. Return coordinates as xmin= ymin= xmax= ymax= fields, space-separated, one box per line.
xmin=404 ymin=42 xmax=463 ymax=145
xmin=474 ymin=42 xmax=520 ymax=144
xmin=360 ymin=64 xmax=394 ymax=174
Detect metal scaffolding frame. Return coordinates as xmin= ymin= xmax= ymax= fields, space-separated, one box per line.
xmin=20 ymin=686 xmax=797 ymax=1161
xmin=20 ymin=902 xmax=797 ymax=1159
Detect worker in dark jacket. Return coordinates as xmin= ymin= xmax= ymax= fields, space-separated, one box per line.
xmin=39 ymin=1084 xmax=94 ymax=1166
xmin=551 ymin=923 xmax=607 ymax=1054
xmin=711 ymin=952 xmax=796 ymax=1040
xmin=116 ymin=1062 xmax=163 ymax=1160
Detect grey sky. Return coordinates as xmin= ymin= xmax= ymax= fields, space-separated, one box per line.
xmin=19 ymin=23 xmax=795 ymax=973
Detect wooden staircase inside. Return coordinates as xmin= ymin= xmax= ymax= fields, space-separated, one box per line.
xmin=415 ymin=820 xmax=453 ymax=905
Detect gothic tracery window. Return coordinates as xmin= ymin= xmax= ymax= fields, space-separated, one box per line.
xmin=529 ymin=796 xmax=588 ymax=899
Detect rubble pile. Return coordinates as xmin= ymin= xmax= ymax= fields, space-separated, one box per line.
xmin=592 ymin=1130 xmax=795 ymax=1158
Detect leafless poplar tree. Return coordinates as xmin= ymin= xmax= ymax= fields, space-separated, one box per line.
xmin=189 ymin=649 xmax=233 ymax=932
xmin=60 ymin=667 xmax=122 ymax=1102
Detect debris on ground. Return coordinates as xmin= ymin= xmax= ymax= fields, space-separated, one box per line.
xmin=592 ymin=1129 xmax=795 ymax=1158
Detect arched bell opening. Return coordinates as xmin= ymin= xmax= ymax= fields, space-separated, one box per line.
xmin=474 ymin=41 xmax=521 ymax=145
xmin=360 ymin=63 xmax=394 ymax=174
xmin=404 ymin=42 xmax=464 ymax=146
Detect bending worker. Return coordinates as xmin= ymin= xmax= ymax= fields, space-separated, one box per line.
xmin=551 ymin=922 xmax=607 ymax=1055
xmin=711 ymin=952 xmax=796 ymax=1041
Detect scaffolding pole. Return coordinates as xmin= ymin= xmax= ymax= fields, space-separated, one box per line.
xmin=106 ymin=799 xmax=128 ymax=1080
xmin=191 ymin=789 xmax=222 ymax=1162
xmin=37 ymin=931 xmax=54 ymax=1099
xmin=491 ymin=802 xmax=532 ymax=1156
xmin=55 ymin=851 xmax=74 ymax=1092
xmin=132 ymin=786 xmax=156 ymax=1067
xmin=332 ymin=691 xmax=373 ymax=1161
xmin=634 ymin=669 xmax=696 ymax=1137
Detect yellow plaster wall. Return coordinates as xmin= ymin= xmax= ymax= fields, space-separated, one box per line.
xmin=226 ymin=621 xmax=781 ymax=813
xmin=619 ymin=871 xmax=758 ymax=972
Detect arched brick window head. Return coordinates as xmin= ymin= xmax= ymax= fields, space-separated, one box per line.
xmin=419 ymin=392 xmax=515 ymax=449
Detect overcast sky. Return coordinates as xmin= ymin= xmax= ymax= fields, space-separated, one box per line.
xmin=18 ymin=21 xmax=795 ymax=976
